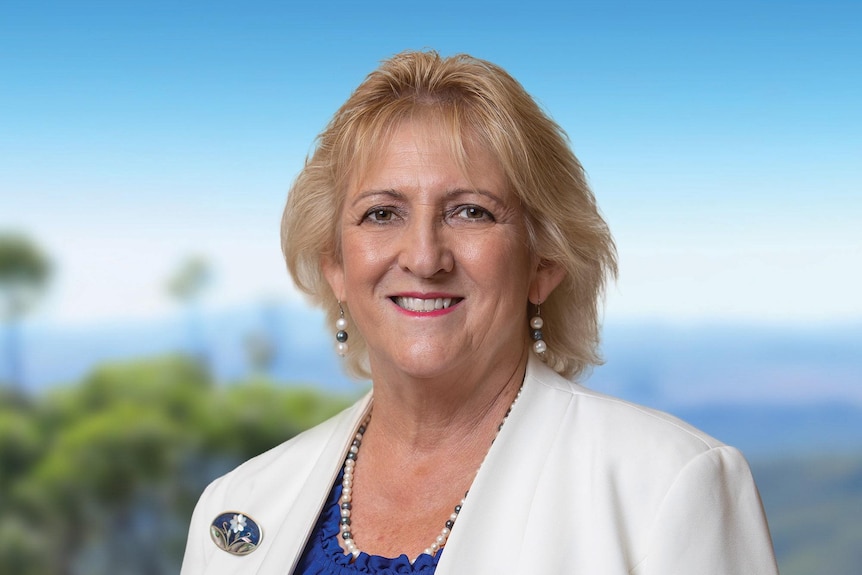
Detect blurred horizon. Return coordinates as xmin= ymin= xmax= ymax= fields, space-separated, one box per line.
xmin=7 ymin=301 xmax=862 ymax=394
xmin=4 ymin=299 xmax=861 ymax=461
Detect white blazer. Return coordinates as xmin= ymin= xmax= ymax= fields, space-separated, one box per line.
xmin=181 ymin=357 xmax=779 ymax=574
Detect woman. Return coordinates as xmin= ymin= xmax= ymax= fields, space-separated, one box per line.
xmin=181 ymin=51 xmax=778 ymax=574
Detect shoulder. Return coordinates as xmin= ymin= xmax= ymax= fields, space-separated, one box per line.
xmin=520 ymin=357 xmax=737 ymax=488
xmin=512 ymin=359 xmax=774 ymax=571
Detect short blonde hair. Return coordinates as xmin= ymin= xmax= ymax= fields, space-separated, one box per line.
xmin=282 ymin=50 xmax=617 ymax=380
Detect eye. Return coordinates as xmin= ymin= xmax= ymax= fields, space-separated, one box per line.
xmin=364 ymin=207 xmax=396 ymax=223
xmin=454 ymin=205 xmax=494 ymax=221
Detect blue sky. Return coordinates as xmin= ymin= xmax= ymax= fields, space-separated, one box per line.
xmin=2 ymin=0 xmax=860 ymax=327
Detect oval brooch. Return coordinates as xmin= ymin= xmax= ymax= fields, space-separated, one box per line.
xmin=210 ymin=511 xmax=263 ymax=556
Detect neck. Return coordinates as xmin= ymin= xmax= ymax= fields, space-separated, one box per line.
xmin=338 ymin=351 xmax=528 ymax=561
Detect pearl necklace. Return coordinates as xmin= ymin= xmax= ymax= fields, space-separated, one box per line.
xmin=339 ymin=386 xmax=523 ymax=562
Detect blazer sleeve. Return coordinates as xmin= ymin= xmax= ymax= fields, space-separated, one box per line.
xmin=631 ymin=445 xmax=779 ymax=575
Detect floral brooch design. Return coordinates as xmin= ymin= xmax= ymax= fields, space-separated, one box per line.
xmin=210 ymin=512 xmax=262 ymax=556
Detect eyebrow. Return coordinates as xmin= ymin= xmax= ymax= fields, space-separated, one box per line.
xmin=350 ymin=188 xmax=505 ymax=207
xmin=445 ymin=188 xmax=505 ymax=207
xmin=350 ymin=189 xmax=404 ymax=206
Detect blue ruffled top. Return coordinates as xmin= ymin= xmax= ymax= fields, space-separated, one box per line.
xmin=294 ymin=470 xmax=442 ymax=574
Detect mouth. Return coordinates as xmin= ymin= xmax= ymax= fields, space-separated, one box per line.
xmin=391 ymin=296 xmax=462 ymax=313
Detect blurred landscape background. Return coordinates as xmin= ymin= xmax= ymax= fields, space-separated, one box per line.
xmin=2 ymin=1 xmax=860 ymax=574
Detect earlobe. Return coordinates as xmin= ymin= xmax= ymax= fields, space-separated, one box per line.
xmin=529 ymin=260 xmax=566 ymax=304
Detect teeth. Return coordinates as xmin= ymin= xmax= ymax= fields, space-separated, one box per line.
xmin=394 ymin=297 xmax=454 ymax=312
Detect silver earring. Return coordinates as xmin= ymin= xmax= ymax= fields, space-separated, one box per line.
xmin=335 ymin=302 xmax=349 ymax=357
xmin=530 ymin=304 xmax=546 ymax=355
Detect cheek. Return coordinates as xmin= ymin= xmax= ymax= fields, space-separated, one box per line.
xmin=463 ymin=235 xmax=532 ymax=278
xmin=340 ymin=233 xmax=391 ymax=280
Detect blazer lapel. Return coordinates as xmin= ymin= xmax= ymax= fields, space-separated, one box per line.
xmin=254 ymin=394 xmax=372 ymax=575
xmin=435 ymin=358 xmax=571 ymax=574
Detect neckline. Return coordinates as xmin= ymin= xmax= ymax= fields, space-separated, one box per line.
xmin=337 ymin=385 xmax=523 ymax=563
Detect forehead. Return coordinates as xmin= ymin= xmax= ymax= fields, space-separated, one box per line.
xmin=350 ymin=118 xmax=508 ymax=194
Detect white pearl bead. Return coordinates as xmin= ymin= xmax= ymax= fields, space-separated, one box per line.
xmin=436 ymin=534 xmax=446 ymax=545
xmin=336 ymin=342 xmax=349 ymax=356
xmin=533 ymin=340 xmax=547 ymax=353
xmin=336 ymin=317 xmax=348 ymax=330
xmin=341 ymin=509 xmax=350 ymax=517
xmin=530 ymin=316 xmax=543 ymax=329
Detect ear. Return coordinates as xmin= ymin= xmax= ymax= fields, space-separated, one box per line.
xmin=529 ymin=259 xmax=566 ymax=305
xmin=321 ymin=254 xmax=346 ymax=302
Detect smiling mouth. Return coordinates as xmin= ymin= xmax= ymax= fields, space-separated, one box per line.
xmin=392 ymin=296 xmax=461 ymax=312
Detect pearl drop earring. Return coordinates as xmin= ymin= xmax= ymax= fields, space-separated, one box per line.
xmin=530 ymin=304 xmax=546 ymax=355
xmin=335 ymin=302 xmax=349 ymax=357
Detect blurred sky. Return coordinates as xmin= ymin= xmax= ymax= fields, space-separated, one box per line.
xmin=2 ymin=0 xmax=860 ymax=329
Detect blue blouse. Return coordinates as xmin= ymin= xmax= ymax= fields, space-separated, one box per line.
xmin=294 ymin=470 xmax=442 ymax=574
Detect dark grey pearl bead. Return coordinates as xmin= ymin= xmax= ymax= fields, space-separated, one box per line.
xmin=340 ymin=517 xmax=351 ymax=525
xmin=342 ymin=531 xmax=352 ymax=540
xmin=336 ymin=330 xmax=348 ymax=342
xmin=341 ymin=502 xmax=352 ymax=510
xmin=445 ymin=520 xmax=455 ymax=529
xmin=531 ymin=329 xmax=543 ymax=341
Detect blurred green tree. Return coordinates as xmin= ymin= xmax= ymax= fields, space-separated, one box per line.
xmin=0 ymin=354 xmax=352 ymax=574
xmin=167 ymin=256 xmax=212 ymax=365
xmin=0 ymin=232 xmax=51 ymax=390
xmin=244 ymin=330 xmax=276 ymax=375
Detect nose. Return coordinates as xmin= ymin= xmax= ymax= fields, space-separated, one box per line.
xmin=397 ymin=211 xmax=454 ymax=278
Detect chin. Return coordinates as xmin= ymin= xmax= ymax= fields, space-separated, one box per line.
xmin=374 ymin=344 xmax=466 ymax=380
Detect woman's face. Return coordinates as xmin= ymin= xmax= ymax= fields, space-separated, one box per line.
xmin=324 ymin=119 xmax=559 ymax=381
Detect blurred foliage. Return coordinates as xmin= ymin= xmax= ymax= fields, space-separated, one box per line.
xmin=753 ymin=454 xmax=862 ymax=575
xmin=166 ymin=256 xmax=212 ymax=366
xmin=0 ymin=232 xmax=51 ymax=320
xmin=166 ymin=257 xmax=211 ymax=304
xmin=0 ymin=355 xmax=353 ymax=575
xmin=0 ymin=232 xmax=52 ymax=389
